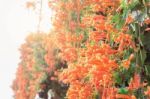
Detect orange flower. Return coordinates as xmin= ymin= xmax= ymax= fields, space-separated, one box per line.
xmin=26 ymin=1 xmax=35 ymax=9
xmin=145 ymin=86 xmax=150 ymax=95
xmin=145 ymin=28 xmax=150 ymax=31
xmin=89 ymin=31 xmax=106 ymax=42
xmin=116 ymin=94 xmax=136 ymax=99
xmin=93 ymin=4 xmax=105 ymax=12
xmin=93 ymin=15 xmax=105 ymax=23
xmin=122 ymin=59 xmax=130 ymax=69
xmin=128 ymin=73 xmax=141 ymax=90
xmin=116 ymin=94 xmax=130 ymax=99
xmin=94 ymin=23 xmax=106 ymax=30
xmin=144 ymin=18 xmax=150 ymax=24
xmin=125 ymin=15 xmax=134 ymax=24
xmin=129 ymin=53 xmax=134 ymax=61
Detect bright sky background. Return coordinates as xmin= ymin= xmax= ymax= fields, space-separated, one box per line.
xmin=0 ymin=0 xmax=53 ymax=98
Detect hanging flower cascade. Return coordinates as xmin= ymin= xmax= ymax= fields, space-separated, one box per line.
xmin=49 ymin=0 xmax=150 ymax=98
xmin=12 ymin=0 xmax=150 ymax=99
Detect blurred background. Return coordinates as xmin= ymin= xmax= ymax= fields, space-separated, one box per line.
xmin=0 ymin=0 xmax=52 ymax=98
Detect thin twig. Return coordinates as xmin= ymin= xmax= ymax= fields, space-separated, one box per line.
xmin=37 ymin=0 xmax=43 ymax=33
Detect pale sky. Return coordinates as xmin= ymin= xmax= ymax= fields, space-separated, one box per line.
xmin=0 ymin=0 xmax=52 ymax=98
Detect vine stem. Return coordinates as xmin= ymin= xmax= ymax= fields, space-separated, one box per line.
xmin=37 ymin=0 xmax=43 ymax=33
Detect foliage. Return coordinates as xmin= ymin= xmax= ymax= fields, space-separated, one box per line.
xmin=12 ymin=0 xmax=150 ymax=99
xmin=12 ymin=33 xmax=68 ymax=99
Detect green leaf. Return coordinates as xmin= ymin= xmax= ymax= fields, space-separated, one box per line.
xmin=118 ymin=88 xmax=129 ymax=94
xmin=139 ymin=33 xmax=145 ymax=46
xmin=90 ymin=41 xmax=95 ymax=46
xmin=93 ymin=90 xmax=100 ymax=99
xmin=113 ymin=72 xmax=122 ymax=84
xmin=142 ymin=33 xmax=150 ymax=49
xmin=140 ymin=49 xmax=147 ymax=66
xmin=144 ymin=65 xmax=150 ymax=76
xmin=129 ymin=0 xmax=140 ymax=10
xmin=134 ymin=23 xmax=140 ymax=37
